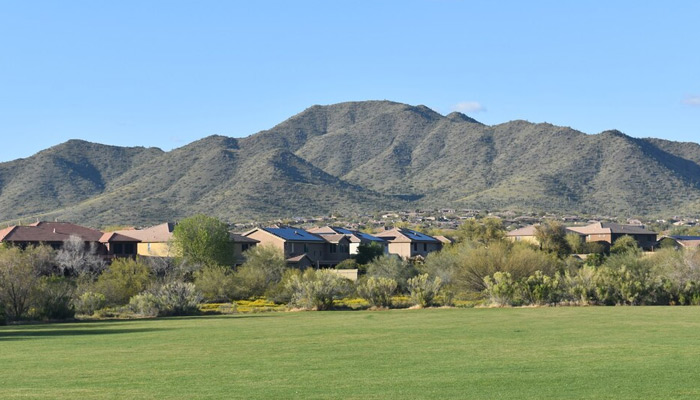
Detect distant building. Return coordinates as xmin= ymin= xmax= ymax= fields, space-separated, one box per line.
xmin=308 ymin=226 xmax=387 ymax=255
xmin=567 ymin=222 xmax=657 ymax=250
xmin=374 ymin=228 xmax=442 ymax=259
xmin=243 ymin=226 xmax=350 ymax=268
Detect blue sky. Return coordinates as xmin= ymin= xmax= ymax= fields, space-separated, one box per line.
xmin=1 ymin=1 xmax=699 ymax=162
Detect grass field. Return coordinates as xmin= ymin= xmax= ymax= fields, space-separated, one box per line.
xmin=2 ymin=307 xmax=700 ymax=399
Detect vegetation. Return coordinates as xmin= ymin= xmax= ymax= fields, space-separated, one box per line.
xmin=172 ymin=214 xmax=234 ymax=267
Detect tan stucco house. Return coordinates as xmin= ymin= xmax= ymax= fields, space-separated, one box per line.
xmin=243 ymin=226 xmax=350 ymax=267
xmin=374 ymin=227 xmax=442 ymax=259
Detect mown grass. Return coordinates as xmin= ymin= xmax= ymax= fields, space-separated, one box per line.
xmin=2 ymin=307 xmax=700 ymax=399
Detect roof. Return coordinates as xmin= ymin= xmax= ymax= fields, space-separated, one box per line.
xmin=0 ymin=222 xmax=103 ymax=243
xmin=506 ymin=225 xmax=538 ymax=237
xmin=568 ymin=222 xmax=656 ymax=236
xmin=229 ymin=233 xmax=259 ymax=243
xmin=113 ymin=222 xmax=175 ymax=243
xmin=286 ymin=254 xmax=313 ymax=263
xmin=261 ymin=227 xmax=326 ymax=242
xmin=99 ymin=232 xmax=141 ymax=243
xmin=309 ymin=226 xmax=385 ymax=243
xmin=320 ymin=234 xmax=349 ymax=244
xmin=434 ymin=235 xmax=454 ymax=244
xmin=375 ymin=228 xmax=440 ymax=243
xmin=666 ymin=236 xmax=700 ymax=248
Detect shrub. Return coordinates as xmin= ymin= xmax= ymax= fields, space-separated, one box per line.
xmin=355 ymin=242 xmax=385 ymax=265
xmin=194 ymin=265 xmax=236 ymax=303
xmin=286 ymin=269 xmax=351 ymax=310
xmin=521 ymin=271 xmax=561 ymax=305
xmin=366 ymin=254 xmax=418 ymax=291
xmin=158 ymin=281 xmax=203 ymax=316
xmin=234 ymin=245 xmax=287 ymax=299
xmin=32 ymin=276 xmax=75 ymax=320
xmin=0 ymin=246 xmax=41 ymax=320
xmin=95 ymin=258 xmax=152 ymax=306
xmin=407 ymin=274 xmax=442 ymax=307
xmin=483 ymin=271 xmax=518 ymax=306
xmin=560 ymin=266 xmax=596 ymax=304
xmin=335 ymin=259 xmax=359 ymax=270
xmin=128 ymin=292 xmax=162 ymax=317
xmin=74 ymin=292 xmax=107 ymax=316
xmin=356 ymin=277 xmax=397 ymax=308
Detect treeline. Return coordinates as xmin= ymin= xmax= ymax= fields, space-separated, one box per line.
xmin=3 ymin=215 xmax=700 ymax=324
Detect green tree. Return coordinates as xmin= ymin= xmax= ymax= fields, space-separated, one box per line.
xmin=194 ymin=265 xmax=236 ymax=302
xmin=455 ymin=218 xmax=505 ymax=243
xmin=610 ymin=235 xmax=640 ymax=255
xmin=172 ymin=214 xmax=234 ymax=267
xmin=0 ymin=246 xmax=42 ymax=320
xmin=535 ymin=221 xmax=572 ymax=257
xmin=234 ymin=245 xmax=287 ymax=299
xmin=354 ymin=242 xmax=384 ymax=265
xmin=95 ymin=258 xmax=152 ymax=306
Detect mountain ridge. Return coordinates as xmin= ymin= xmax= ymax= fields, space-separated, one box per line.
xmin=1 ymin=100 xmax=699 ymax=226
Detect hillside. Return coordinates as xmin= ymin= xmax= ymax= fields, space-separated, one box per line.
xmin=1 ymin=101 xmax=699 ymax=226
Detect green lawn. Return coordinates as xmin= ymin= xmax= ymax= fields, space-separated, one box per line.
xmin=2 ymin=307 xmax=700 ymax=399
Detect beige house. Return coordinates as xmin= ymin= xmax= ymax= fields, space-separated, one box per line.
xmin=374 ymin=228 xmax=442 ymax=259
xmin=567 ymin=222 xmax=657 ymax=250
xmin=114 ymin=223 xmax=176 ymax=257
xmin=229 ymin=233 xmax=259 ymax=265
xmin=506 ymin=225 xmax=541 ymax=245
xmin=243 ymin=226 xmax=350 ymax=267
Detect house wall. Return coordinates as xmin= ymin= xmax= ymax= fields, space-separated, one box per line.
xmin=233 ymin=242 xmax=256 ymax=265
xmin=387 ymin=242 xmax=412 ymax=259
xmin=321 ymin=241 xmax=350 ymax=264
xmin=136 ymin=242 xmax=173 ymax=257
xmin=245 ymin=230 xmax=286 ymax=253
xmin=507 ymin=235 xmax=540 ymax=245
xmin=286 ymin=241 xmax=326 ymax=261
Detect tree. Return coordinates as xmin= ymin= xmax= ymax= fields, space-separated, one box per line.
xmin=95 ymin=258 xmax=152 ymax=305
xmin=194 ymin=265 xmax=236 ymax=302
xmin=354 ymin=242 xmax=384 ymax=265
xmin=55 ymin=235 xmax=106 ymax=276
xmin=455 ymin=218 xmax=505 ymax=243
xmin=233 ymin=245 xmax=287 ymax=299
xmin=172 ymin=214 xmax=234 ymax=267
xmin=610 ymin=235 xmax=640 ymax=255
xmin=0 ymin=246 xmax=41 ymax=320
xmin=535 ymin=221 xmax=571 ymax=257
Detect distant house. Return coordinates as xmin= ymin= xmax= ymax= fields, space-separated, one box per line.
xmin=229 ymin=232 xmax=259 ymax=265
xmin=506 ymin=225 xmax=542 ymax=245
xmin=308 ymin=226 xmax=387 ymax=255
xmin=243 ymin=226 xmax=350 ymax=267
xmin=113 ymin=223 xmax=176 ymax=257
xmin=567 ymin=222 xmax=658 ymax=250
xmin=0 ymin=221 xmax=138 ymax=259
xmin=374 ymin=228 xmax=442 ymax=259
xmin=114 ymin=223 xmax=259 ymax=264
xmin=659 ymin=236 xmax=700 ymax=249
xmin=434 ymin=235 xmax=454 ymax=245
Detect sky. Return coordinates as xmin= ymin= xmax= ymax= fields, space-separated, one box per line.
xmin=1 ymin=1 xmax=699 ymax=162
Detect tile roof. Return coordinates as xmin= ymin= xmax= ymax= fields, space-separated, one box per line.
xmin=375 ymin=228 xmax=440 ymax=243
xmin=229 ymin=233 xmax=259 ymax=243
xmin=99 ymin=232 xmax=141 ymax=243
xmin=113 ymin=223 xmax=175 ymax=243
xmin=1 ymin=222 xmax=103 ymax=242
xmin=309 ymin=226 xmax=385 ymax=243
xmin=568 ymin=222 xmax=656 ymax=236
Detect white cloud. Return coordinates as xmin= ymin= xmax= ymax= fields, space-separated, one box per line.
xmin=683 ymin=96 xmax=700 ymax=106
xmin=452 ymin=101 xmax=485 ymax=113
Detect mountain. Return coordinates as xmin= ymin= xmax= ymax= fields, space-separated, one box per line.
xmin=1 ymin=101 xmax=699 ymax=226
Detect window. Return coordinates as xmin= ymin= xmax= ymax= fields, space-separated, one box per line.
xmin=113 ymin=243 xmax=124 ymax=254
xmin=304 ymin=244 xmax=308 ymax=253
xmin=330 ymin=244 xmax=337 ymax=253
xmin=423 ymin=243 xmax=427 ymax=252
xmin=413 ymin=243 xmax=417 ymax=252
xmin=242 ymin=243 xmax=250 ymax=251
xmin=125 ymin=243 xmax=135 ymax=254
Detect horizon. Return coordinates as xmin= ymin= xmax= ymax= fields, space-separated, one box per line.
xmin=2 ymin=1 xmax=699 ymax=162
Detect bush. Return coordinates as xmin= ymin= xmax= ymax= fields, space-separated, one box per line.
xmin=366 ymin=254 xmax=418 ymax=291
xmin=560 ymin=266 xmax=596 ymax=305
xmin=158 ymin=281 xmax=203 ymax=316
xmin=32 ymin=276 xmax=75 ymax=320
xmin=234 ymin=245 xmax=287 ymax=299
xmin=355 ymin=242 xmax=385 ymax=265
xmin=194 ymin=265 xmax=236 ymax=303
xmin=286 ymin=269 xmax=351 ymax=310
xmin=128 ymin=292 xmax=162 ymax=317
xmin=521 ymin=271 xmax=561 ymax=305
xmin=407 ymin=274 xmax=442 ymax=307
xmin=483 ymin=271 xmax=518 ymax=306
xmin=356 ymin=277 xmax=397 ymax=308
xmin=95 ymin=258 xmax=152 ymax=306
xmin=335 ymin=259 xmax=359 ymax=270
xmin=129 ymin=282 xmax=203 ymax=317
xmin=74 ymin=292 xmax=107 ymax=316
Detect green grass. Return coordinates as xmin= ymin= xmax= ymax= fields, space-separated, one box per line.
xmin=2 ymin=307 xmax=700 ymax=399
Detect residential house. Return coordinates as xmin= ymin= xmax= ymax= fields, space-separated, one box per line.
xmin=113 ymin=223 xmax=176 ymax=257
xmin=0 ymin=221 xmax=138 ymax=259
xmin=229 ymin=233 xmax=259 ymax=265
xmin=308 ymin=226 xmax=387 ymax=255
xmin=374 ymin=227 xmax=442 ymax=259
xmin=567 ymin=222 xmax=658 ymax=250
xmin=243 ymin=226 xmax=350 ymax=267
xmin=658 ymin=236 xmax=700 ymax=249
